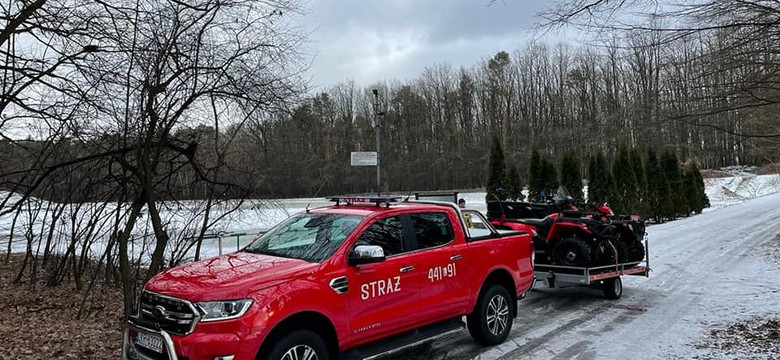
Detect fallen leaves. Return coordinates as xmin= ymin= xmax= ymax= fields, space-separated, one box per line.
xmin=0 ymin=254 xmax=123 ymax=359
xmin=696 ymin=317 xmax=780 ymax=359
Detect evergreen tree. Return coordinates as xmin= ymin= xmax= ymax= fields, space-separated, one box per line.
xmin=540 ymin=156 xmax=559 ymax=200
xmin=486 ymin=136 xmax=507 ymax=200
xmin=683 ymin=163 xmax=702 ymax=214
xmin=630 ymin=147 xmax=650 ymax=217
xmin=505 ymin=164 xmax=522 ymax=201
xmin=528 ymin=149 xmax=542 ymax=202
xmin=646 ymin=149 xmax=674 ymax=222
xmin=687 ymin=161 xmax=710 ymax=212
xmin=613 ymin=145 xmax=639 ymax=214
xmin=590 ymin=151 xmax=616 ymax=205
xmin=602 ymin=154 xmax=617 ymax=205
xmin=560 ymin=152 xmax=583 ymax=201
xmin=661 ymin=151 xmax=687 ymax=217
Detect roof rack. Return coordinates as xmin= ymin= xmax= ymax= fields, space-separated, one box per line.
xmin=329 ymin=196 xmax=401 ymax=207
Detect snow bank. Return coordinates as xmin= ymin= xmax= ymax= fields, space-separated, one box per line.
xmin=704 ymin=174 xmax=780 ymax=211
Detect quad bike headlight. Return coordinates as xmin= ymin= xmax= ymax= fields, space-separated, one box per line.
xmin=196 ymin=299 xmax=253 ymax=322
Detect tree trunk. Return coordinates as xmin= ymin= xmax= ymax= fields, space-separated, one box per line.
xmin=118 ymin=197 xmax=145 ymax=319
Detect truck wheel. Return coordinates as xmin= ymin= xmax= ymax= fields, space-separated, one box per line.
xmin=553 ymin=237 xmax=591 ymax=267
xmin=467 ymin=285 xmax=514 ymax=345
xmin=603 ymin=277 xmax=622 ymax=300
xmin=265 ymin=329 xmax=329 ymax=360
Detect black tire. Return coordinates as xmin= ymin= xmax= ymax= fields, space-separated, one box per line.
xmin=615 ymin=240 xmax=629 ymax=263
xmin=467 ymin=285 xmax=514 ymax=346
xmin=627 ymin=240 xmax=645 ymax=262
xmin=553 ymin=237 xmax=591 ymax=267
xmin=263 ymin=329 xmax=329 ymax=360
xmin=594 ymin=240 xmax=617 ymax=265
xmin=603 ymin=277 xmax=623 ymax=300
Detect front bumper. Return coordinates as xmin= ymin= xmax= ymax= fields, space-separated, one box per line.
xmin=123 ymin=322 xmax=180 ymax=360
xmin=123 ymin=320 xmax=249 ymax=360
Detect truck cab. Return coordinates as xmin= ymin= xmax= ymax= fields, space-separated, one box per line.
xmin=124 ymin=196 xmax=534 ymax=360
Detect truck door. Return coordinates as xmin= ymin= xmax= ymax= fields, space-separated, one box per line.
xmin=411 ymin=211 xmax=471 ymax=323
xmin=346 ymin=215 xmax=423 ymax=344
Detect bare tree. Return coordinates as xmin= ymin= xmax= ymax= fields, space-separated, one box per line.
xmin=541 ymin=0 xmax=780 ymax=139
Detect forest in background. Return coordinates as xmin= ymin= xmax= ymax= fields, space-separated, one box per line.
xmin=4 ymin=34 xmax=777 ymax=200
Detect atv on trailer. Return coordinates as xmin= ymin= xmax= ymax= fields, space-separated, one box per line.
xmin=488 ymin=189 xmax=646 ymax=269
xmin=534 ymin=239 xmax=650 ymax=300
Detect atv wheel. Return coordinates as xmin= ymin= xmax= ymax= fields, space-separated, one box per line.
xmin=615 ymin=240 xmax=629 ymax=263
xmin=467 ymin=285 xmax=514 ymax=345
xmin=553 ymin=237 xmax=591 ymax=267
xmin=603 ymin=277 xmax=623 ymax=300
xmin=627 ymin=240 xmax=645 ymax=262
xmin=594 ymin=240 xmax=617 ymax=265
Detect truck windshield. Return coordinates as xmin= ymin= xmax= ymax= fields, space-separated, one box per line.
xmin=244 ymin=213 xmax=364 ymax=263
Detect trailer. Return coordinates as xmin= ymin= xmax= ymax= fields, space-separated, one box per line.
xmin=533 ymin=240 xmax=650 ymax=299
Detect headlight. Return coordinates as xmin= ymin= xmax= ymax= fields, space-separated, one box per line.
xmin=195 ymin=299 xmax=253 ymax=322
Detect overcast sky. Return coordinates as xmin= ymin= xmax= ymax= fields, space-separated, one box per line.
xmin=302 ymin=0 xmax=555 ymax=89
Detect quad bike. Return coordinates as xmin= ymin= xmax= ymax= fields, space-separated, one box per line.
xmin=488 ymin=191 xmax=646 ymax=268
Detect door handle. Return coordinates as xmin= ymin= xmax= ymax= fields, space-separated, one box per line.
xmin=399 ymin=265 xmax=415 ymax=273
xmin=450 ymin=254 xmax=463 ymax=261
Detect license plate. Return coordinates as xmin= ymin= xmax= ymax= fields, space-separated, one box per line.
xmin=134 ymin=331 xmax=164 ymax=353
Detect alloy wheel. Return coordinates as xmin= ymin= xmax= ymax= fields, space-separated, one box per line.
xmin=486 ymin=294 xmax=510 ymax=336
xmin=281 ymin=344 xmax=318 ymax=360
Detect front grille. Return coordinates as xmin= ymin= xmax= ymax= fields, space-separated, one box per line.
xmin=136 ymin=291 xmax=199 ymax=335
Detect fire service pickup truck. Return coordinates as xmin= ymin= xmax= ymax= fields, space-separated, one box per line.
xmin=124 ymin=196 xmax=534 ymax=360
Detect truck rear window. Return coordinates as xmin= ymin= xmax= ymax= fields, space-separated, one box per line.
xmin=410 ymin=212 xmax=454 ymax=249
xmin=244 ymin=213 xmax=364 ymax=262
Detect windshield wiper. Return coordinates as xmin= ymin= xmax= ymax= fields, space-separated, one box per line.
xmin=242 ymin=247 xmax=296 ymax=260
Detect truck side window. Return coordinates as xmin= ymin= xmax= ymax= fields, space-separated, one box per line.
xmin=354 ymin=216 xmax=404 ymax=256
xmin=410 ymin=212 xmax=454 ymax=250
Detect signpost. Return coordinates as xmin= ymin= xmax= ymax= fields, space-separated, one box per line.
xmin=350 ymin=152 xmax=377 ymax=166
xmin=350 ymin=89 xmax=384 ymax=196
xmin=372 ymin=89 xmax=382 ymax=196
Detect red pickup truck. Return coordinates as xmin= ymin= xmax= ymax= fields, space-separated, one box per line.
xmin=123 ymin=197 xmax=534 ymax=360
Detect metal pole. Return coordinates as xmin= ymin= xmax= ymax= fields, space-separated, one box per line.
xmin=373 ymin=89 xmax=382 ymax=196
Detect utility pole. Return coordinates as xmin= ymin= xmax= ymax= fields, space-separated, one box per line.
xmin=372 ymin=89 xmax=382 ymax=196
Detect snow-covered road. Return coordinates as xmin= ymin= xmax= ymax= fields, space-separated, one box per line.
xmin=389 ymin=191 xmax=780 ymax=360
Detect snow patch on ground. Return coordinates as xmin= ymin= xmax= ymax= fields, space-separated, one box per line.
xmin=704 ymin=174 xmax=780 ymax=210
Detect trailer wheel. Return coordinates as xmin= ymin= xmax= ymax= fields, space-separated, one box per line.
xmin=553 ymin=237 xmax=591 ymax=267
xmin=468 ymin=285 xmax=514 ymax=345
xmin=603 ymin=277 xmax=622 ymax=300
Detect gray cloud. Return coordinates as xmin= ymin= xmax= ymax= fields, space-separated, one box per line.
xmin=302 ymin=0 xmax=548 ymax=88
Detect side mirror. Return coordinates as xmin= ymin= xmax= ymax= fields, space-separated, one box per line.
xmin=349 ymin=245 xmax=386 ymax=266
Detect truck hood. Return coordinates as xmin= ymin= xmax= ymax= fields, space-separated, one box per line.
xmin=145 ymin=251 xmax=319 ymax=302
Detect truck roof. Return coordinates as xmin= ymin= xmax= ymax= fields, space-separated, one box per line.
xmin=310 ymin=202 xmax=455 ymax=217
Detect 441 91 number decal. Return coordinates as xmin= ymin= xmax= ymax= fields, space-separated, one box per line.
xmin=428 ymin=263 xmax=456 ymax=282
